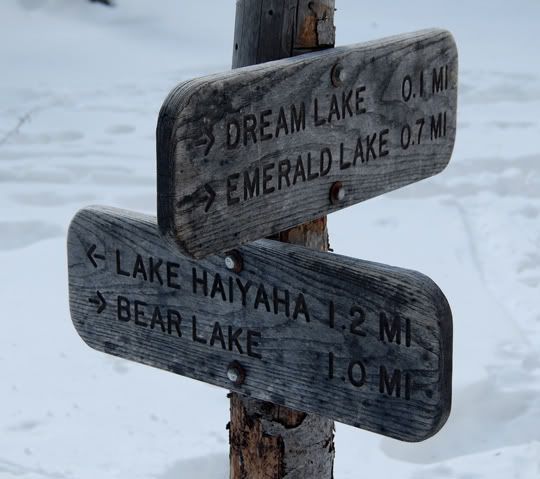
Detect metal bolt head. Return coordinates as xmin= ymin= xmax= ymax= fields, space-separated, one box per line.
xmin=330 ymin=181 xmax=346 ymax=204
xmin=227 ymin=361 xmax=245 ymax=386
xmin=224 ymin=250 xmax=243 ymax=273
xmin=331 ymin=63 xmax=346 ymax=87
xmin=224 ymin=256 xmax=235 ymax=270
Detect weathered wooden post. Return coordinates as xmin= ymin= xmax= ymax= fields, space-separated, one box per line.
xmin=229 ymin=1 xmax=336 ymax=477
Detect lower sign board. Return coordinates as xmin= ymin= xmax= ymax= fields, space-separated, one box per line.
xmin=157 ymin=29 xmax=458 ymax=258
xmin=68 ymin=206 xmax=452 ymax=442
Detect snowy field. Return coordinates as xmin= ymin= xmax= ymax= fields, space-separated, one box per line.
xmin=1 ymin=0 xmax=539 ymax=478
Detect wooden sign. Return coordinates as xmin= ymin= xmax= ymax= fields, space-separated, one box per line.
xmin=157 ymin=29 xmax=458 ymax=258
xmin=68 ymin=206 xmax=452 ymax=442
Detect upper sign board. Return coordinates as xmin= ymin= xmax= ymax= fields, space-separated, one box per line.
xmin=157 ymin=29 xmax=458 ymax=258
xmin=68 ymin=206 xmax=452 ymax=442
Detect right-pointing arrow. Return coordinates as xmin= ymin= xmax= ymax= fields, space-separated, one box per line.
xmin=194 ymin=126 xmax=215 ymax=156
xmin=203 ymin=183 xmax=216 ymax=213
xmin=88 ymin=291 xmax=107 ymax=314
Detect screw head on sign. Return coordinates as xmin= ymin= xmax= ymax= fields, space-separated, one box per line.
xmin=224 ymin=250 xmax=243 ymax=273
xmin=331 ymin=63 xmax=346 ymax=87
xmin=330 ymin=181 xmax=346 ymax=204
xmin=227 ymin=361 xmax=246 ymax=386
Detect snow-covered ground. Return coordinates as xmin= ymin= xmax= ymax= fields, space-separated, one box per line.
xmin=1 ymin=1 xmax=539 ymax=478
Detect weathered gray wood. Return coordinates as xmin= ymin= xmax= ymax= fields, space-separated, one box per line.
xmin=68 ymin=206 xmax=453 ymax=442
xmin=232 ymin=0 xmax=335 ymax=68
xmin=157 ymin=29 xmax=458 ymax=259
xmin=232 ymin=0 xmax=263 ymax=68
xmin=231 ymin=3 xmax=336 ymax=478
xmin=233 ymin=0 xmax=292 ymax=67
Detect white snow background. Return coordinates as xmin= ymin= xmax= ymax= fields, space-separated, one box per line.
xmin=1 ymin=0 xmax=539 ymax=478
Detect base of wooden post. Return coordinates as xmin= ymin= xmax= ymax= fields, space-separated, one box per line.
xmin=229 ymin=393 xmax=335 ymax=479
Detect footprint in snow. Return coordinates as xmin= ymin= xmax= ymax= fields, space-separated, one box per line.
xmin=516 ymin=205 xmax=539 ymax=219
xmin=12 ymin=191 xmax=95 ymax=207
xmin=18 ymin=0 xmax=47 ymax=11
xmin=11 ymin=131 xmax=83 ymax=145
xmin=0 ymin=221 xmax=63 ymax=251
xmin=106 ymin=125 xmax=136 ymax=135
xmin=380 ymin=375 xmax=539 ymax=464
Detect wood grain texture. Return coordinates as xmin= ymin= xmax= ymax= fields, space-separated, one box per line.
xmin=230 ymin=2 xmax=335 ymax=477
xmin=294 ymin=0 xmax=335 ymax=52
xmin=157 ymin=29 xmax=458 ymax=259
xmin=229 ymin=393 xmax=334 ymax=479
xmin=68 ymin=206 xmax=452 ymax=442
xmin=233 ymin=0 xmax=294 ymax=68
xmin=232 ymin=0 xmax=335 ymax=67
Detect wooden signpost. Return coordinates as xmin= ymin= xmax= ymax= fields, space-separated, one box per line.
xmin=67 ymin=2 xmax=458 ymax=477
xmin=157 ymin=29 xmax=458 ymax=259
xmin=68 ymin=206 xmax=452 ymax=442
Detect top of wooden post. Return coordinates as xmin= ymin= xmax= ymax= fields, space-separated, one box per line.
xmin=232 ymin=0 xmax=335 ymax=68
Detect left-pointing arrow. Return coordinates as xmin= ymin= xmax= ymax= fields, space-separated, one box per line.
xmin=87 ymin=244 xmax=105 ymax=268
xmin=88 ymin=291 xmax=107 ymax=314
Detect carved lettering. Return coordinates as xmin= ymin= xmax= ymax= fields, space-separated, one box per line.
xmin=379 ymin=312 xmax=402 ymax=345
xmin=348 ymin=360 xmax=366 ymax=388
xmin=210 ymin=321 xmax=226 ymax=349
xmin=243 ymin=114 xmax=257 ymax=146
xmin=275 ymin=106 xmax=289 ymax=137
xmin=260 ymin=109 xmax=273 ymax=141
xmin=150 ymin=306 xmax=165 ymax=332
xmin=263 ymin=163 xmax=275 ymax=194
xmin=117 ymin=295 xmax=130 ymax=322
xmin=192 ymin=267 xmax=208 ymax=296
xmin=291 ymin=103 xmax=306 ymax=133
xmin=379 ymin=313 xmax=412 ymax=347
xmin=243 ymin=167 xmax=260 ymax=200
xmin=379 ymin=366 xmax=401 ymax=397
xmin=210 ymin=273 xmax=227 ymax=301
xmin=379 ymin=366 xmax=412 ymax=399
xmin=192 ymin=316 xmax=207 ymax=344
xmin=227 ymin=173 xmax=240 ymax=206
xmin=247 ymin=330 xmax=262 ymax=359
xmin=432 ymin=65 xmax=449 ymax=94
xmin=350 ymin=305 xmax=367 ymax=337
xmin=278 ymin=159 xmax=291 ymax=190
xmin=149 ymin=257 xmax=163 ymax=285
xmin=115 ymin=250 xmax=180 ymax=290
xmin=273 ymin=287 xmax=290 ymax=317
xmin=115 ymin=296 xmax=182 ymax=338
xmin=228 ymin=326 xmax=244 ymax=354
xmin=293 ymin=293 xmax=310 ymax=322
xmin=227 ymin=119 xmax=240 ymax=148
xmin=254 ymin=284 xmax=271 ymax=313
